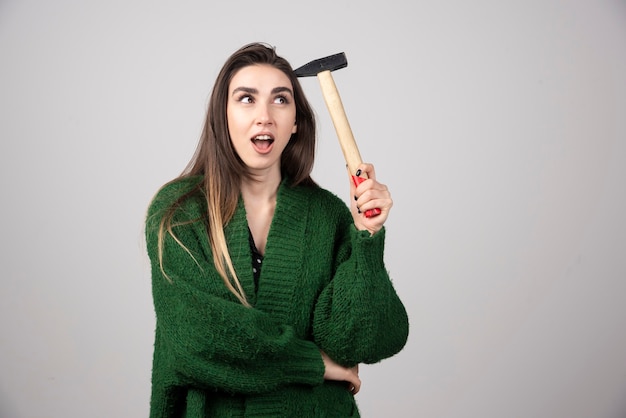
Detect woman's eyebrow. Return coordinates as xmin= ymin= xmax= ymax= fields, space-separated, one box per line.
xmin=232 ymin=87 xmax=257 ymax=96
xmin=231 ymin=86 xmax=294 ymax=96
xmin=272 ymin=86 xmax=294 ymax=96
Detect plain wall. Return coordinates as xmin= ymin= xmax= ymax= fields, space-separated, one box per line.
xmin=1 ymin=0 xmax=625 ymax=417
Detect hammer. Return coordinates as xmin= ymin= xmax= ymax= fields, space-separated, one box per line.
xmin=294 ymin=52 xmax=381 ymax=217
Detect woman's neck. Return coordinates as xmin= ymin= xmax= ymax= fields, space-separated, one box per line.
xmin=240 ymin=170 xmax=281 ymax=203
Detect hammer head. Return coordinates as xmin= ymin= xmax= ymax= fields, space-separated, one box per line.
xmin=294 ymin=52 xmax=347 ymax=77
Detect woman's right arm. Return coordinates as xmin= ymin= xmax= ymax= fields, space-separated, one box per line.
xmin=151 ymin=268 xmax=325 ymax=394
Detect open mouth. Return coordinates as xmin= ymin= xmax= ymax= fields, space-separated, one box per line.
xmin=251 ymin=134 xmax=274 ymax=151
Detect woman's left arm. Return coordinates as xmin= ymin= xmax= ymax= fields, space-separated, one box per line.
xmin=312 ymin=164 xmax=409 ymax=366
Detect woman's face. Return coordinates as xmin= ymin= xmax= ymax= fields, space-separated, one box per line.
xmin=227 ymin=64 xmax=298 ymax=176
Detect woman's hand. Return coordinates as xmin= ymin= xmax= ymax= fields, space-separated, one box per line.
xmin=321 ymin=351 xmax=361 ymax=395
xmin=349 ymin=163 xmax=393 ymax=235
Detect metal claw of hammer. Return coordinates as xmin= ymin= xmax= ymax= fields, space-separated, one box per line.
xmin=294 ymin=52 xmax=381 ymax=218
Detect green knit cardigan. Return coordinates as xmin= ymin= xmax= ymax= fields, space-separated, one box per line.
xmin=145 ymin=176 xmax=409 ymax=417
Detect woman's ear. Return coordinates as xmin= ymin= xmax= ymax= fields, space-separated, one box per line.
xmin=291 ymin=122 xmax=297 ymax=134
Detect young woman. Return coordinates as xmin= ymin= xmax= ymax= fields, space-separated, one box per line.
xmin=145 ymin=42 xmax=409 ymax=417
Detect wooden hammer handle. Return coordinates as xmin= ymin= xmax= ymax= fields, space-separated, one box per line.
xmin=316 ymin=70 xmax=364 ymax=178
xmin=316 ymin=70 xmax=381 ymax=217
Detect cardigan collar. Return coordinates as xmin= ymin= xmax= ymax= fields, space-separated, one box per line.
xmin=220 ymin=179 xmax=311 ymax=314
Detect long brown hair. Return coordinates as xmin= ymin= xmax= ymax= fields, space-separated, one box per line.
xmin=157 ymin=42 xmax=317 ymax=306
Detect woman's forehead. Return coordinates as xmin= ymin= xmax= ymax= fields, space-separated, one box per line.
xmin=229 ymin=64 xmax=292 ymax=92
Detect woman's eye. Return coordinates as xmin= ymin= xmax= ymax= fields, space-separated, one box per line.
xmin=274 ymin=95 xmax=289 ymax=104
xmin=239 ymin=95 xmax=253 ymax=104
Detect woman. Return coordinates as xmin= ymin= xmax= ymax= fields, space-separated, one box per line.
xmin=145 ymin=42 xmax=409 ymax=417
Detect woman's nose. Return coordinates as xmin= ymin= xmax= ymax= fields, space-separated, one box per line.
xmin=256 ymin=104 xmax=273 ymax=125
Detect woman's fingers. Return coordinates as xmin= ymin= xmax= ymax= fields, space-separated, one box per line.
xmin=350 ymin=163 xmax=393 ymax=234
xmin=347 ymin=364 xmax=361 ymax=394
xmin=321 ymin=351 xmax=362 ymax=395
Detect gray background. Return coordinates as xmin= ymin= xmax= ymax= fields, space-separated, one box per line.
xmin=1 ymin=0 xmax=626 ymax=417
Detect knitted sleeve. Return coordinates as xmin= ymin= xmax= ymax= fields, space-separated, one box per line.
xmin=312 ymin=216 xmax=409 ymax=367
xmin=146 ymin=183 xmax=325 ymax=395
